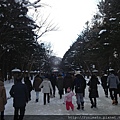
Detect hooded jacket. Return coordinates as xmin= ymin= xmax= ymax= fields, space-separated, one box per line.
xmin=107 ymin=74 xmax=120 ymax=89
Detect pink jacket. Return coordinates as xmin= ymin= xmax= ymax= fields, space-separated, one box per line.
xmin=64 ymin=91 xmax=74 ymax=102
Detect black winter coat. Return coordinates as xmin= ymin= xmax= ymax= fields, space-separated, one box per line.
xmin=74 ymin=77 xmax=86 ymax=95
xmin=9 ymin=82 xmax=28 ymax=107
xmin=87 ymin=77 xmax=100 ymax=98
xmin=24 ymin=80 xmax=33 ymax=92
xmin=49 ymin=75 xmax=57 ymax=87
xmin=63 ymin=75 xmax=73 ymax=89
xmin=101 ymin=76 xmax=108 ymax=89
xmin=56 ymin=76 xmax=64 ymax=90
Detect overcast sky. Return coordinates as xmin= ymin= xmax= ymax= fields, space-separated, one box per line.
xmin=37 ymin=0 xmax=100 ymax=58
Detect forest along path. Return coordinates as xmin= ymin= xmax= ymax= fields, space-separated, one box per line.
xmin=4 ymin=79 xmax=120 ymax=115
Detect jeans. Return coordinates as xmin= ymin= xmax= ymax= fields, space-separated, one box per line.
xmin=36 ymin=91 xmax=39 ymax=99
xmin=76 ymin=93 xmax=84 ymax=104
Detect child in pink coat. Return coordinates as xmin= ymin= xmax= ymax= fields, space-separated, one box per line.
xmin=64 ymin=87 xmax=74 ymax=111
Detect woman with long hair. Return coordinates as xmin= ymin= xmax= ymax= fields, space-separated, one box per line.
xmin=87 ymin=74 xmax=100 ymax=108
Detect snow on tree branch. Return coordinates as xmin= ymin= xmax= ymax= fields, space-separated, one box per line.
xmin=99 ymin=29 xmax=106 ymax=35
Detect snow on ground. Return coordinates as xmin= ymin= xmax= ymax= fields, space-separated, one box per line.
xmin=4 ymin=77 xmax=120 ymax=116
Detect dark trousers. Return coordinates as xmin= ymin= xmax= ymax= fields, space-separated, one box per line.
xmin=52 ymin=86 xmax=56 ymax=96
xmin=59 ymin=89 xmax=63 ymax=99
xmin=28 ymin=91 xmax=31 ymax=100
xmin=109 ymin=88 xmax=118 ymax=102
xmin=102 ymin=86 xmax=108 ymax=96
xmin=65 ymin=88 xmax=67 ymax=93
xmin=104 ymin=88 xmax=108 ymax=96
xmin=50 ymin=86 xmax=56 ymax=96
xmin=1 ymin=111 xmax=4 ymax=120
xmin=90 ymin=97 xmax=96 ymax=106
xmin=44 ymin=93 xmax=50 ymax=105
xmin=14 ymin=107 xmax=25 ymax=120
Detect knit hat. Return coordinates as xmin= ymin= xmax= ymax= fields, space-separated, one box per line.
xmin=67 ymin=87 xmax=71 ymax=92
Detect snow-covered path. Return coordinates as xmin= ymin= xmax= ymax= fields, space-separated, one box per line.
xmin=4 ymin=79 xmax=120 ymax=115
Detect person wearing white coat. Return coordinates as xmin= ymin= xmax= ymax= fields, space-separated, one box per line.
xmin=39 ymin=78 xmax=53 ymax=105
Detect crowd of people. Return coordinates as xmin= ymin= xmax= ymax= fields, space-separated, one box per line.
xmin=0 ymin=69 xmax=120 ymax=120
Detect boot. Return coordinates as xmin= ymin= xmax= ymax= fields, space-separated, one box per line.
xmin=112 ymin=99 xmax=115 ymax=104
xmin=77 ymin=104 xmax=80 ymax=110
xmin=94 ymin=101 xmax=97 ymax=108
xmin=105 ymin=95 xmax=108 ymax=98
xmin=90 ymin=98 xmax=94 ymax=108
xmin=81 ymin=102 xmax=84 ymax=110
xmin=60 ymin=94 xmax=62 ymax=99
xmin=36 ymin=99 xmax=38 ymax=102
xmin=91 ymin=104 xmax=94 ymax=108
xmin=114 ymin=101 xmax=118 ymax=105
xmin=90 ymin=101 xmax=94 ymax=108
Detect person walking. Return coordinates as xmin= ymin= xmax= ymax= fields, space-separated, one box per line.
xmin=49 ymin=73 xmax=57 ymax=97
xmin=33 ymin=74 xmax=43 ymax=102
xmin=87 ymin=74 xmax=100 ymax=108
xmin=64 ymin=87 xmax=74 ymax=111
xmin=101 ymin=73 xmax=108 ymax=97
xmin=9 ymin=76 xmax=28 ymax=120
xmin=39 ymin=76 xmax=53 ymax=105
xmin=24 ymin=76 xmax=33 ymax=101
xmin=0 ymin=78 xmax=7 ymax=120
xmin=107 ymin=70 xmax=120 ymax=105
xmin=74 ymin=74 xmax=86 ymax=110
xmin=56 ymin=73 xmax=64 ymax=99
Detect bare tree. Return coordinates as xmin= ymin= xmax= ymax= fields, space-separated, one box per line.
xmin=26 ymin=0 xmax=59 ymax=40
xmin=36 ymin=16 xmax=59 ymax=39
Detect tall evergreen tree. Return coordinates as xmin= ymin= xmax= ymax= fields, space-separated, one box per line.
xmin=0 ymin=0 xmax=42 ymax=78
xmin=97 ymin=0 xmax=120 ymax=70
